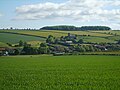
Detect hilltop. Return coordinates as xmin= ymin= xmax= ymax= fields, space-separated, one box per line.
xmin=40 ymin=25 xmax=111 ymax=31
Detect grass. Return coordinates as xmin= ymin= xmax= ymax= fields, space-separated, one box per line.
xmin=105 ymin=36 xmax=120 ymax=41
xmin=91 ymin=30 xmax=120 ymax=36
xmin=0 ymin=30 xmax=68 ymax=38
xmin=48 ymin=30 xmax=112 ymax=37
xmin=0 ymin=42 xmax=9 ymax=47
xmin=27 ymin=41 xmax=43 ymax=47
xmin=0 ymin=30 xmax=119 ymax=44
xmin=78 ymin=36 xmax=116 ymax=43
xmin=0 ymin=30 xmax=113 ymax=37
xmin=0 ymin=32 xmax=45 ymax=44
xmin=80 ymin=51 xmax=120 ymax=55
xmin=0 ymin=55 xmax=120 ymax=90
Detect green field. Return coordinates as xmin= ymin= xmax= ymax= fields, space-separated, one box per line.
xmin=0 ymin=42 xmax=9 ymax=47
xmin=0 ymin=55 xmax=120 ymax=90
xmin=0 ymin=30 xmax=120 ymax=45
xmin=0 ymin=33 xmax=45 ymax=44
xmin=78 ymin=36 xmax=115 ymax=43
xmin=0 ymin=30 xmax=68 ymax=38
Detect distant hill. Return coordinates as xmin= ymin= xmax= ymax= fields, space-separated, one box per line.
xmin=40 ymin=25 xmax=111 ymax=31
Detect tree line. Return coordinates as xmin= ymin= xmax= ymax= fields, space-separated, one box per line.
xmin=40 ymin=25 xmax=111 ymax=31
xmin=1 ymin=25 xmax=111 ymax=31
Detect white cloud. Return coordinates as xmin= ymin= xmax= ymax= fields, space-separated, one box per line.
xmin=14 ymin=0 xmax=120 ymax=28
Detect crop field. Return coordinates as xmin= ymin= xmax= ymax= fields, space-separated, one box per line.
xmin=0 ymin=30 xmax=120 ymax=44
xmin=0 ymin=32 xmax=45 ymax=44
xmin=0 ymin=30 xmax=68 ymax=38
xmin=91 ymin=30 xmax=120 ymax=35
xmin=27 ymin=41 xmax=43 ymax=47
xmin=0 ymin=55 xmax=120 ymax=90
xmin=47 ymin=30 xmax=112 ymax=37
xmin=0 ymin=42 xmax=9 ymax=47
xmin=78 ymin=36 xmax=115 ymax=43
xmin=0 ymin=30 xmax=113 ymax=37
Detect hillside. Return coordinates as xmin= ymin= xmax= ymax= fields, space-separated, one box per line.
xmin=0 ymin=29 xmax=119 ymax=45
xmin=0 ymin=32 xmax=46 ymax=47
xmin=0 ymin=29 xmax=120 ymax=55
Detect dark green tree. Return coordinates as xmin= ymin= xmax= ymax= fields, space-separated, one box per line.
xmin=14 ymin=49 xmax=20 ymax=55
xmin=40 ymin=43 xmax=47 ymax=47
xmin=89 ymin=45 xmax=95 ymax=52
xmin=117 ymin=40 xmax=120 ymax=44
xmin=39 ymin=43 xmax=48 ymax=54
xmin=46 ymin=35 xmax=55 ymax=44
xmin=19 ymin=40 xmax=24 ymax=46
xmin=40 ymin=25 xmax=111 ymax=31
xmin=78 ymin=39 xmax=84 ymax=44
xmin=39 ymin=47 xmax=48 ymax=54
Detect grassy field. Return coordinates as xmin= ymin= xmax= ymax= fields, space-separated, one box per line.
xmin=0 ymin=30 xmax=120 ymax=44
xmin=0 ymin=30 xmax=114 ymax=37
xmin=0 ymin=55 xmax=120 ymax=90
xmin=91 ymin=30 xmax=120 ymax=35
xmin=0 ymin=30 xmax=68 ymax=38
xmin=78 ymin=36 xmax=115 ymax=43
xmin=48 ymin=30 xmax=112 ymax=37
xmin=0 ymin=33 xmax=45 ymax=44
xmin=0 ymin=42 xmax=9 ymax=47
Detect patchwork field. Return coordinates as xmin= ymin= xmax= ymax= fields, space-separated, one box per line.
xmin=0 ymin=30 xmax=68 ymax=38
xmin=78 ymin=36 xmax=115 ymax=43
xmin=0 ymin=30 xmax=120 ymax=46
xmin=0 ymin=55 xmax=120 ymax=90
xmin=91 ymin=30 xmax=120 ymax=35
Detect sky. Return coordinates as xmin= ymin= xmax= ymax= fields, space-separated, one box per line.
xmin=0 ymin=0 xmax=120 ymax=30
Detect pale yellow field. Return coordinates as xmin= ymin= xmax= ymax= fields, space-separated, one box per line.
xmin=0 ymin=30 xmax=113 ymax=37
xmin=47 ymin=30 xmax=112 ymax=37
xmin=27 ymin=41 xmax=43 ymax=47
xmin=0 ymin=42 xmax=9 ymax=47
xmin=91 ymin=30 xmax=120 ymax=35
xmin=0 ymin=30 xmax=67 ymax=37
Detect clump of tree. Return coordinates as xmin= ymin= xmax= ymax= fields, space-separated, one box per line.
xmin=80 ymin=26 xmax=111 ymax=30
xmin=40 ymin=25 xmax=111 ymax=31
xmin=78 ymin=39 xmax=84 ymax=44
xmin=41 ymin=25 xmax=77 ymax=31
xmin=74 ymin=45 xmax=100 ymax=52
xmin=19 ymin=40 xmax=24 ymax=46
xmin=117 ymin=40 xmax=120 ymax=44
xmin=22 ymin=44 xmax=38 ymax=55
xmin=46 ymin=35 xmax=55 ymax=44
xmin=38 ymin=43 xmax=49 ymax=54
xmin=14 ymin=49 xmax=21 ymax=55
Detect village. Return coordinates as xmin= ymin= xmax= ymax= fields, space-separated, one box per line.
xmin=0 ymin=33 xmax=120 ymax=56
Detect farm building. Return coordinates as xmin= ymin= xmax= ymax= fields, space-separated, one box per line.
xmin=53 ymin=52 xmax=65 ymax=56
xmin=65 ymin=41 xmax=73 ymax=44
xmin=94 ymin=45 xmax=107 ymax=51
xmin=0 ymin=47 xmax=9 ymax=56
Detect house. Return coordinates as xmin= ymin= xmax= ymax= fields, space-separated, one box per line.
xmin=65 ymin=41 xmax=73 ymax=44
xmin=53 ymin=52 xmax=65 ymax=56
xmin=94 ymin=45 xmax=107 ymax=51
xmin=0 ymin=47 xmax=9 ymax=56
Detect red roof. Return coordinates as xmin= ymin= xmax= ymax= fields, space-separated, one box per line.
xmin=0 ymin=48 xmax=6 ymax=51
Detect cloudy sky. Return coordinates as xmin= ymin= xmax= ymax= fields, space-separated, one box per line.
xmin=0 ymin=0 xmax=120 ymax=29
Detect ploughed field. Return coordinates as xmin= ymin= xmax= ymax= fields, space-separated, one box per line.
xmin=0 ymin=55 xmax=120 ymax=90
